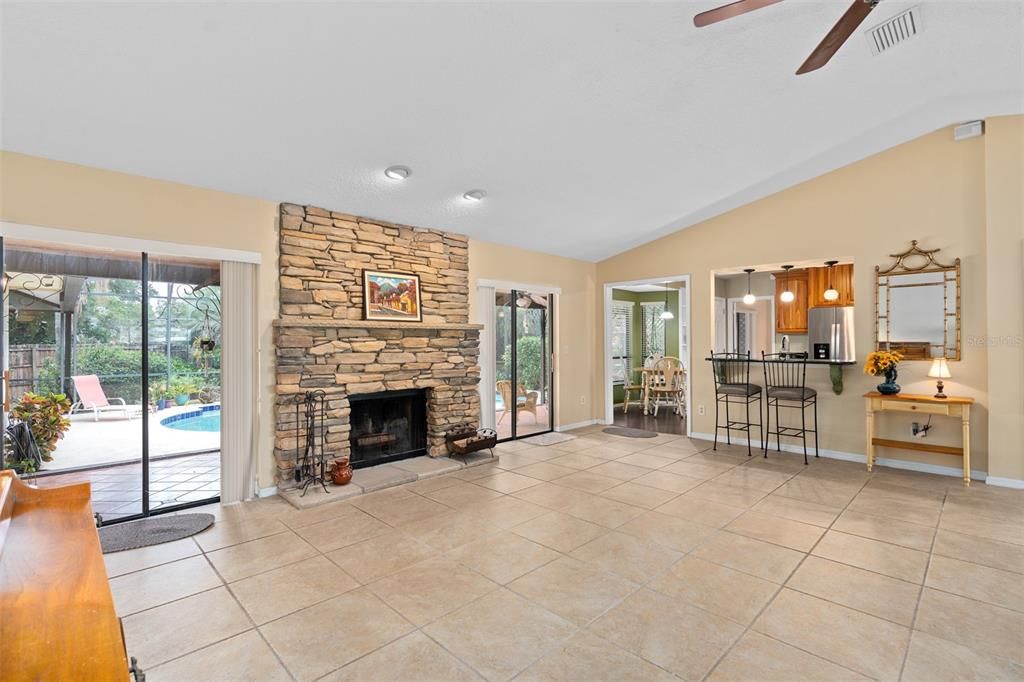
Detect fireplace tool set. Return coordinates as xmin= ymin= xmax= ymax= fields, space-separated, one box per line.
xmin=295 ymin=390 xmax=329 ymax=496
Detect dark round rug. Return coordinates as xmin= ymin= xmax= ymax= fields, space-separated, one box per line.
xmin=99 ymin=513 xmax=215 ymax=553
xmin=602 ymin=426 xmax=659 ymax=439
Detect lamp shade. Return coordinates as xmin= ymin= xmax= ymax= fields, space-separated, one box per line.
xmin=928 ymin=357 xmax=951 ymax=379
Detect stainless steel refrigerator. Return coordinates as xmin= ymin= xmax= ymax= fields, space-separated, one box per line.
xmin=808 ymin=306 xmax=856 ymax=362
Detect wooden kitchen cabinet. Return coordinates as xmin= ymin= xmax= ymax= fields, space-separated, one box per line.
xmin=775 ymin=269 xmax=809 ymax=334
xmin=807 ymin=263 xmax=854 ymax=307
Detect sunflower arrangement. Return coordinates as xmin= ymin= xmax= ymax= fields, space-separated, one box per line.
xmin=863 ymin=350 xmax=903 ymax=376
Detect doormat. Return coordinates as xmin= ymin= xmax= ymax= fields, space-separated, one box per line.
xmin=602 ymin=427 xmax=659 ymax=439
xmin=520 ymin=433 xmax=577 ymax=446
xmin=99 ymin=513 xmax=215 ymax=553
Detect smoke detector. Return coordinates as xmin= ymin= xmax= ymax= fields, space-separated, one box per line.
xmin=865 ymin=5 xmax=922 ymax=56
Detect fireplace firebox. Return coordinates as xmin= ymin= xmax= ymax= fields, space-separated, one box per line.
xmin=348 ymin=389 xmax=427 ymax=468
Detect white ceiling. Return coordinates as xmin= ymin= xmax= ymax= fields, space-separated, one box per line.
xmin=2 ymin=1 xmax=1021 ymax=262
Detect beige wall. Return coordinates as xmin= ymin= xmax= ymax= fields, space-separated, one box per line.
xmin=0 ymin=151 xmax=282 ymax=489
xmin=4 ymin=116 xmax=1020 ymax=482
xmin=468 ymin=240 xmax=598 ymax=428
xmin=983 ymin=117 xmax=1024 ymax=481
xmin=0 ymin=151 xmax=601 ymax=490
xmin=597 ymin=122 xmax=1013 ymax=476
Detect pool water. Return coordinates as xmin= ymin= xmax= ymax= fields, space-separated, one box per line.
xmin=161 ymin=406 xmax=221 ymax=432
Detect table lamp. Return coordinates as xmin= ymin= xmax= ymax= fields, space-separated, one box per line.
xmin=929 ymin=357 xmax=951 ymax=399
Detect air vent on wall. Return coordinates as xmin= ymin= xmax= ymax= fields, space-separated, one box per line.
xmin=865 ymin=5 xmax=922 ymax=56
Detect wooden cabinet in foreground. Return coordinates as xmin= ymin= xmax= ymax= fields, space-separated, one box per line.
xmin=0 ymin=471 xmax=132 ymax=681
xmin=775 ymin=269 xmax=809 ymax=334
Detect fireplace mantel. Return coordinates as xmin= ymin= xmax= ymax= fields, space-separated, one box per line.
xmin=274 ymin=319 xmax=483 ymax=331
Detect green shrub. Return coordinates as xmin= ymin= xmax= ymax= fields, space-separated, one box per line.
xmin=500 ymin=335 xmax=545 ymax=391
xmin=38 ymin=345 xmax=212 ymax=404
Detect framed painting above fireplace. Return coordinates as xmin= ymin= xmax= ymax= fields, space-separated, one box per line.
xmin=363 ymin=270 xmax=422 ymax=322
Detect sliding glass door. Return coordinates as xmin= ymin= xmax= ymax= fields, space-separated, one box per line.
xmin=494 ymin=289 xmax=554 ymax=440
xmin=0 ymin=238 xmax=222 ymax=523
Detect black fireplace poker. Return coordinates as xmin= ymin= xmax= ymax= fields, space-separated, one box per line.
xmin=295 ymin=390 xmax=329 ymax=496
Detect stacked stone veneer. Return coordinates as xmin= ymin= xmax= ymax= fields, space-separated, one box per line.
xmin=273 ymin=203 xmax=480 ymax=488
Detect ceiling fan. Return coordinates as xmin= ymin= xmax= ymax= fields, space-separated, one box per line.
xmin=694 ymin=0 xmax=882 ymax=74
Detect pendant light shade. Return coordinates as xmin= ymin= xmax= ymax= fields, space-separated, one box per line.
xmin=823 ymin=260 xmax=840 ymax=301
xmin=779 ymin=265 xmax=795 ymax=303
xmin=660 ymin=282 xmax=675 ymax=320
xmin=742 ymin=268 xmax=756 ymax=305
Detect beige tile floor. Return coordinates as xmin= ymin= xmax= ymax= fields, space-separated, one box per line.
xmin=107 ymin=426 xmax=1024 ymax=681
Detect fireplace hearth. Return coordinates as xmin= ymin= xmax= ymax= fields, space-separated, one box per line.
xmin=349 ymin=389 xmax=427 ymax=468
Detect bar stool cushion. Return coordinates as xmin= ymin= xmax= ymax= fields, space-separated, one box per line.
xmin=717 ymin=383 xmax=762 ymax=396
xmin=768 ymin=386 xmax=817 ymax=400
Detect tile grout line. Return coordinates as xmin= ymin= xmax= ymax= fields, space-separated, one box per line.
xmin=108 ymin=434 xmax=1019 ymax=680
xmin=897 ymin=486 xmax=949 ymax=681
xmin=700 ymin=455 xmax=879 ymax=681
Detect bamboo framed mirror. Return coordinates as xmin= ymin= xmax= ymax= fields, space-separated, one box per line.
xmin=875 ymin=241 xmax=960 ymax=361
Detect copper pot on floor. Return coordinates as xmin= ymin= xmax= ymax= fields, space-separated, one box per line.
xmin=331 ymin=458 xmax=353 ymax=486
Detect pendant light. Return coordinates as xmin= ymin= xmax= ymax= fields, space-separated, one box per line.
xmin=660 ymin=282 xmax=675 ymax=320
xmin=779 ymin=265 xmax=795 ymax=303
xmin=823 ymin=260 xmax=840 ymax=302
xmin=742 ymin=268 xmax=756 ymax=305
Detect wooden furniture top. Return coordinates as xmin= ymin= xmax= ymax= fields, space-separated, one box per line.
xmin=0 ymin=471 xmax=129 ymax=681
xmin=863 ymin=391 xmax=974 ymax=405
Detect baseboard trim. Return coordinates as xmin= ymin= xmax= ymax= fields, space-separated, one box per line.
xmin=556 ymin=419 xmax=598 ymax=432
xmin=688 ymin=432 xmax=988 ymax=482
xmin=257 ymin=485 xmax=279 ymax=498
xmin=983 ymin=476 xmax=1024 ymax=489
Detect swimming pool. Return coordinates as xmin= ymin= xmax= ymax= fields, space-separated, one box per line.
xmin=161 ymin=405 xmax=221 ymax=432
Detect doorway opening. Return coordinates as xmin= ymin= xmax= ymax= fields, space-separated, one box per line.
xmin=603 ymin=277 xmax=691 ymax=435
xmin=493 ymin=289 xmax=554 ymax=441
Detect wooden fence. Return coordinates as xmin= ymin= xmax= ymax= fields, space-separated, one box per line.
xmin=8 ymin=345 xmax=58 ymax=401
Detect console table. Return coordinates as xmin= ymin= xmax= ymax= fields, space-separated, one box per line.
xmin=863 ymin=392 xmax=974 ymax=485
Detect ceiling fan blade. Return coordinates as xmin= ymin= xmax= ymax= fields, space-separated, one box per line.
xmin=796 ymin=0 xmax=880 ymax=74
xmin=693 ymin=0 xmax=785 ymax=28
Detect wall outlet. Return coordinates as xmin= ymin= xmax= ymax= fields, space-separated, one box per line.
xmin=579 ymin=395 xmax=586 ymax=405
xmin=698 ymin=404 xmax=706 ymax=416
xmin=912 ymin=421 xmax=932 ymax=438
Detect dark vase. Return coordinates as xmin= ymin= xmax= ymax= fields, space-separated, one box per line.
xmin=877 ymin=367 xmax=901 ymax=395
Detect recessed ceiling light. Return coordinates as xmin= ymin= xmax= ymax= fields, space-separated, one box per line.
xmin=384 ymin=165 xmax=411 ymax=181
xmin=463 ymin=189 xmax=486 ymax=202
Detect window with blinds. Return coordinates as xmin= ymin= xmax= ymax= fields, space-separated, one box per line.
xmin=611 ymin=300 xmax=633 ymax=383
xmin=641 ymin=301 xmax=667 ymax=359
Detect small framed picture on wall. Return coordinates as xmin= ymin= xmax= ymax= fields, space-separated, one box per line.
xmin=362 ymin=270 xmax=422 ymax=322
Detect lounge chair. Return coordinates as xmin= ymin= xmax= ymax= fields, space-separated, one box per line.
xmin=70 ymin=375 xmax=141 ymax=421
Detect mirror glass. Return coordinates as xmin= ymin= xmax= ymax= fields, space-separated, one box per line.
xmin=875 ymin=251 xmax=959 ymax=360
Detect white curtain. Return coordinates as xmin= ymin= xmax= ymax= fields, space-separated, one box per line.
xmin=220 ymin=260 xmax=259 ymax=503
xmin=475 ymin=286 xmax=496 ymax=429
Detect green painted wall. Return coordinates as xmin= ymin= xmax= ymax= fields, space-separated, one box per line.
xmin=611 ymin=288 xmax=680 ymax=403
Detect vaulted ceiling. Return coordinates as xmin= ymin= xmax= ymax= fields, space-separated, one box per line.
xmin=2 ymin=1 xmax=1021 ymax=261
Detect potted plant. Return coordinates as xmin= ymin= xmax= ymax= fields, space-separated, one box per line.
xmin=149 ymin=381 xmax=168 ymax=411
xmin=11 ymin=392 xmax=73 ymax=463
xmin=170 ymin=379 xmax=197 ymax=406
xmin=864 ymin=350 xmax=904 ymax=395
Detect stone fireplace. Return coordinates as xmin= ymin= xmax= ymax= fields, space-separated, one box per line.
xmin=273 ymin=203 xmax=481 ymax=489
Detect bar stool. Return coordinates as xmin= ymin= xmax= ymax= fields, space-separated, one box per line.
xmin=762 ymin=352 xmax=818 ymax=465
xmin=711 ymin=351 xmax=764 ymax=457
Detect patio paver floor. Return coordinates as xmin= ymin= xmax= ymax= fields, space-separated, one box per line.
xmin=31 ymin=452 xmax=220 ymax=521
